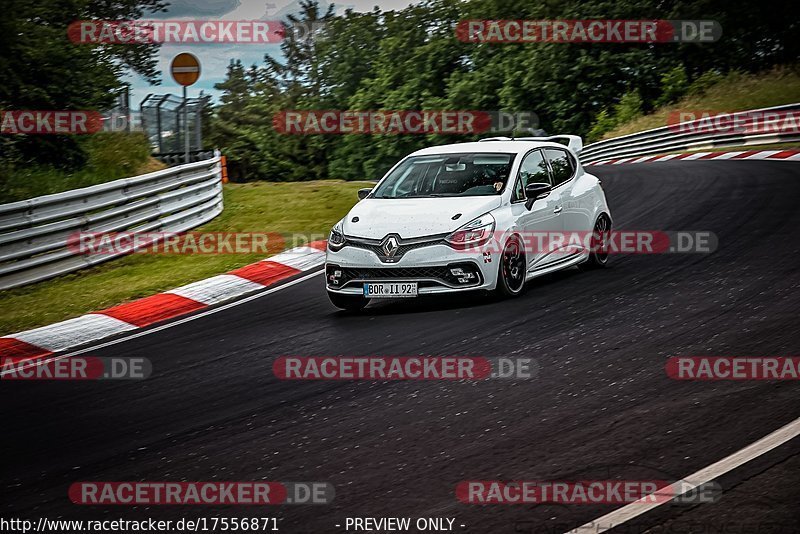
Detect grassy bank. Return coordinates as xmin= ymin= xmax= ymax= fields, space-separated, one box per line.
xmin=601 ymin=67 xmax=800 ymax=140
xmin=0 ymin=180 xmax=369 ymax=335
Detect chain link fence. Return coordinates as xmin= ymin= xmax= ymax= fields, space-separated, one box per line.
xmin=140 ymin=93 xmax=211 ymax=163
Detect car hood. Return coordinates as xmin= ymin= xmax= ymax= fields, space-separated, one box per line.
xmin=342 ymin=196 xmax=502 ymax=239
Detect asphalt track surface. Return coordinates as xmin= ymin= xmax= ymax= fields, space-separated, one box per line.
xmin=2 ymin=160 xmax=800 ymax=533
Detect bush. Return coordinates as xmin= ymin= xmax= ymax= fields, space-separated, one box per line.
xmin=587 ymin=109 xmax=617 ymax=142
xmin=587 ymin=91 xmax=643 ymax=142
xmin=615 ymin=91 xmax=643 ymax=124
xmin=0 ymin=132 xmax=155 ymax=203
xmin=687 ymin=70 xmax=725 ymax=97
xmin=82 ymin=132 xmax=152 ymax=177
xmin=656 ymin=66 xmax=689 ymax=107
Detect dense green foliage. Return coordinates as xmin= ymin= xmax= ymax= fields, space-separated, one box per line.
xmin=209 ymin=0 xmax=798 ymax=181
xmin=0 ymin=0 xmax=797 ymax=190
xmin=0 ymin=0 xmax=164 ymax=174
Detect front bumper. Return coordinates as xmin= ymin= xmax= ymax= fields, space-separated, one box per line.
xmin=325 ymin=241 xmax=498 ymax=295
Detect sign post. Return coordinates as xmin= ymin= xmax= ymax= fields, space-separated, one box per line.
xmin=170 ymin=53 xmax=201 ymax=164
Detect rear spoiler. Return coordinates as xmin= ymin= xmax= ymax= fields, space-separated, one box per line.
xmin=479 ymin=135 xmax=583 ymax=155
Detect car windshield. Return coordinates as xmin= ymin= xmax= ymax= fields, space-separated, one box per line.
xmin=372 ymin=153 xmax=514 ymax=198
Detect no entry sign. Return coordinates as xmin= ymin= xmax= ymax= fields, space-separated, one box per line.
xmin=171 ymin=53 xmax=200 ymax=86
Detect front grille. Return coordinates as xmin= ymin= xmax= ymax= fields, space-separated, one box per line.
xmin=348 ymin=240 xmax=439 ymax=258
xmin=326 ymin=262 xmax=483 ymax=289
xmin=343 ymin=234 xmax=448 ymax=263
xmin=343 ymin=266 xmax=452 ymax=280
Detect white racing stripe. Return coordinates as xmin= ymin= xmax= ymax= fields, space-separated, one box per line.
xmin=681 ymin=152 xmax=712 ymax=160
xmin=708 ymin=151 xmax=744 ymax=160
xmin=651 ymin=154 xmax=682 ymax=161
xmin=167 ymin=274 xmax=265 ymax=305
xmin=12 ymin=314 xmax=137 ymax=352
xmin=566 ymin=416 xmax=800 ymax=533
xmin=744 ymin=150 xmax=780 ymax=159
xmin=267 ymin=246 xmax=326 ymax=270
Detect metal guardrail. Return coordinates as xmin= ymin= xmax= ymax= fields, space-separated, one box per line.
xmin=0 ymin=156 xmax=224 ymax=290
xmin=153 ymin=150 xmax=216 ymax=166
xmin=581 ymin=103 xmax=800 ymax=164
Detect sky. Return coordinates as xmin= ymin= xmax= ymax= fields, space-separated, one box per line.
xmin=127 ymin=0 xmax=420 ymax=110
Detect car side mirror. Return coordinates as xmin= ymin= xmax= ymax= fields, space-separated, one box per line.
xmin=524 ymin=182 xmax=552 ymax=210
xmin=357 ymin=188 xmax=372 ymax=200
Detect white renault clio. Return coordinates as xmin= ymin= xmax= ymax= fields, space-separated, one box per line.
xmin=325 ymin=136 xmax=612 ymax=311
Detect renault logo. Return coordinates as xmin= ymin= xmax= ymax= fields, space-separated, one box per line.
xmin=381 ymin=235 xmax=400 ymax=257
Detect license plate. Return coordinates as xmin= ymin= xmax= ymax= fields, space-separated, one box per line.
xmin=363 ymin=282 xmax=418 ymax=298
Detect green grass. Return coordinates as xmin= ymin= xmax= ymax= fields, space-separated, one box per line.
xmin=0 ymin=180 xmax=370 ymax=336
xmin=0 ymin=133 xmax=163 ymax=204
xmin=602 ymin=67 xmax=800 ymax=139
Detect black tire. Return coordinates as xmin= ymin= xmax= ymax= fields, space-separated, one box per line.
xmin=495 ymin=234 xmax=527 ymax=297
xmin=579 ymin=214 xmax=611 ymax=270
xmin=327 ymin=291 xmax=369 ymax=311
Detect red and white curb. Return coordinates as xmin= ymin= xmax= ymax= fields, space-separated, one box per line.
xmin=588 ymin=149 xmax=800 ymax=165
xmin=0 ymin=241 xmax=327 ymax=366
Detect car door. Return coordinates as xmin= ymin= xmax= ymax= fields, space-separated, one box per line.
xmin=509 ymin=149 xmax=564 ymax=271
xmin=545 ymin=148 xmax=586 ymax=231
xmin=543 ymin=148 xmax=583 ymax=259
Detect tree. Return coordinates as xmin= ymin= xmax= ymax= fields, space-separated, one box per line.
xmin=0 ymin=0 xmax=166 ymax=168
xmin=208 ymin=0 xmax=799 ymax=182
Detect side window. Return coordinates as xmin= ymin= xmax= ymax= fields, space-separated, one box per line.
xmin=512 ymin=150 xmax=550 ymax=201
xmin=512 ymin=173 xmax=525 ymax=201
xmin=544 ymin=148 xmax=575 ymax=187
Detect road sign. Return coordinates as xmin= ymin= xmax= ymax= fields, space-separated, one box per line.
xmin=171 ymin=53 xmax=201 ymax=86
xmin=171 ymin=53 xmax=201 ymax=163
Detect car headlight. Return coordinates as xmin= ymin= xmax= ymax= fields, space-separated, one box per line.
xmin=328 ymin=219 xmax=346 ymax=251
xmin=445 ymin=213 xmax=495 ymax=249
